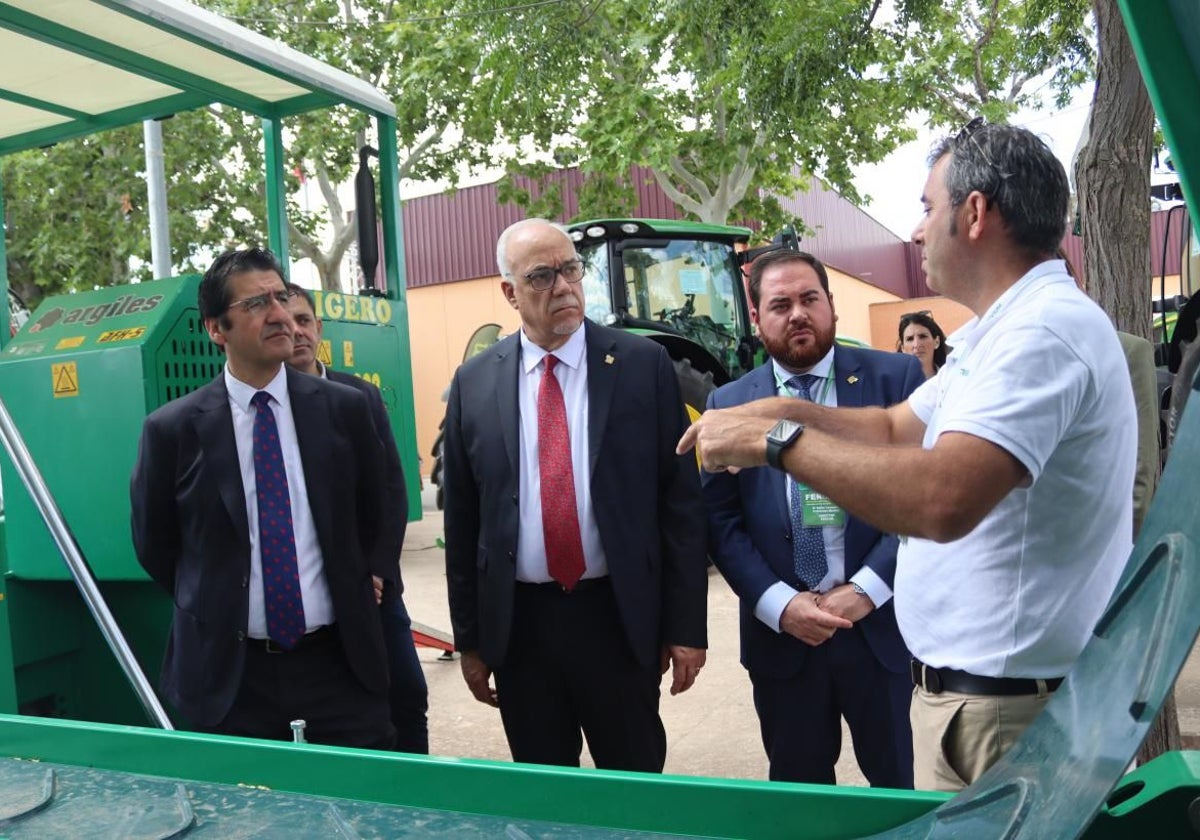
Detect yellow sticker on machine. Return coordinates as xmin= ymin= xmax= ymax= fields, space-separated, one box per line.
xmin=316 ymin=340 xmax=333 ymax=366
xmin=97 ymin=327 xmax=146 ymax=343
xmin=56 ymin=336 xmax=86 ymax=349
xmin=342 ymin=341 xmax=355 ymax=367
xmin=52 ymin=362 xmax=79 ymax=398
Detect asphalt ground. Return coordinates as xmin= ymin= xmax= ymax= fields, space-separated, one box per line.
xmin=401 ymin=485 xmax=1200 ymax=783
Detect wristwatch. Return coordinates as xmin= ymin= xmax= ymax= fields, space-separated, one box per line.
xmin=765 ymin=419 xmax=804 ymax=470
xmin=851 ymin=582 xmax=867 ymax=597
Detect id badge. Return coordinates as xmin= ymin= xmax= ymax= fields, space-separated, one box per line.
xmin=801 ymin=487 xmax=846 ymax=528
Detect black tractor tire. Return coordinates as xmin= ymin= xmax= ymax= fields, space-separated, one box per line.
xmin=673 ymin=357 xmax=717 ymax=419
xmin=1167 ymin=338 xmax=1200 ymax=453
xmin=430 ymin=418 xmax=446 ymax=511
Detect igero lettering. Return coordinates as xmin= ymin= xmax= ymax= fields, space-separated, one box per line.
xmin=314 ymin=291 xmax=391 ymax=325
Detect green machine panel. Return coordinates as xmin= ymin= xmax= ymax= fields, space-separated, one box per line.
xmin=0 ymin=276 xmax=205 ymax=723
xmin=312 ymin=289 xmax=421 ymax=522
xmin=0 ymin=275 xmax=206 ymax=581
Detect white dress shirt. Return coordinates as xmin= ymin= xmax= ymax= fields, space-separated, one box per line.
xmin=225 ymin=364 xmax=334 ymax=637
xmin=754 ymin=347 xmax=891 ymax=632
xmin=514 ymin=326 xmax=609 ymax=582
xmin=897 ymin=261 xmax=1134 ymax=677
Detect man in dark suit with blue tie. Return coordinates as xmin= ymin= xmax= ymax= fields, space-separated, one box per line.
xmin=443 ymin=219 xmax=708 ymax=772
xmin=131 ymin=248 xmax=395 ymax=748
xmin=703 ymin=249 xmax=922 ymax=786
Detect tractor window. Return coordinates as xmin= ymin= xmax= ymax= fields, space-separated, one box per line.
xmin=622 ymin=239 xmax=742 ymax=370
xmin=577 ymin=243 xmax=615 ymax=323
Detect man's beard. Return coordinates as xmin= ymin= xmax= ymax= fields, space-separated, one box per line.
xmin=760 ymin=323 xmax=835 ymax=371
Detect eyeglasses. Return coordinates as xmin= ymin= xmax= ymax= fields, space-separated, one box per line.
xmin=227 ymin=289 xmax=294 ymax=315
xmin=517 ymin=259 xmax=585 ymax=292
xmin=954 ymin=116 xmax=1012 ymax=196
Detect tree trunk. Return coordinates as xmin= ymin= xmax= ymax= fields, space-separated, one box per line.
xmin=1078 ymin=0 xmax=1182 ymax=765
xmin=1074 ymin=0 xmax=1154 ymax=339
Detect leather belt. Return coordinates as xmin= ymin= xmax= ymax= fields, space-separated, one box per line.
xmin=516 ymin=576 xmax=610 ymax=595
xmin=910 ymin=658 xmax=1063 ymax=697
xmin=247 ymin=624 xmax=337 ymax=654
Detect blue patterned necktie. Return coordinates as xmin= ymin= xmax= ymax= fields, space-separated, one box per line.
xmin=787 ymin=374 xmax=828 ymax=591
xmin=250 ymin=391 xmax=306 ymax=649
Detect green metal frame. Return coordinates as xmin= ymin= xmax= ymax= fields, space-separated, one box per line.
xmin=1118 ymin=0 xmax=1200 ymax=212
xmin=262 ymin=116 xmax=291 ymax=271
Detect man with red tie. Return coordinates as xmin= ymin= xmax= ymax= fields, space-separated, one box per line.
xmin=443 ymin=219 xmax=708 ymax=771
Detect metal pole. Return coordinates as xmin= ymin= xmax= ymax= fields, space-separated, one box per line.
xmin=0 ymin=396 xmax=173 ymax=730
xmin=0 ymin=167 xmax=10 ymax=348
xmin=143 ymin=119 xmax=171 ymax=279
xmin=261 ymin=117 xmax=290 ymax=274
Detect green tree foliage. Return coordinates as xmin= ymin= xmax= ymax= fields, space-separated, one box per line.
xmin=462 ymin=0 xmax=915 ymax=233
xmin=3 ymin=111 xmax=261 ymax=308
xmin=200 ymin=0 xmax=503 ymax=289
xmin=886 ymin=0 xmax=1094 ymax=128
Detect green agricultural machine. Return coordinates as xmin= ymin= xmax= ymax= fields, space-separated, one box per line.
xmin=0 ymin=0 xmax=1199 ymax=838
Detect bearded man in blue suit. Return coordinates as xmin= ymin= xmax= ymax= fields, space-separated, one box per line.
xmin=703 ymin=250 xmax=923 ymax=787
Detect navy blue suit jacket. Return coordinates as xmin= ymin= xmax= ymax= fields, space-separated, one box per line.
xmin=327 ymin=369 xmax=408 ymax=595
xmin=703 ymin=345 xmax=923 ymax=679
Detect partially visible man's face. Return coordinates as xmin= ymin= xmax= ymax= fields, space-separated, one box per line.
xmin=205 ymin=269 xmax=294 ymax=376
xmin=752 ymin=260 xmax=837 ymax=370
xmin=287 ymin=293 xmax=323 ymax=375
xmin=912 ymin=154 xmax=956 ymax=295
xmin=501 ymin=224 xmax=585 ymax=351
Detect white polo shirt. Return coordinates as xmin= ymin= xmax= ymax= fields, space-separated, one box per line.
xmin=895 ymin=260 xmax=1136 ymax=679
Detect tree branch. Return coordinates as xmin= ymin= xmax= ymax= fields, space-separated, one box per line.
xmin=398 ymin=124 xmax=448 ymax=180
xmin=315 ymin=162 xmax=344 ymax=223
xmin=667 ymin=155 xmax=713 ymax=203
xmin=972 ymin=0 xmax=1003 ymax=101
xmin=652 ymin=167 xmax=703 ymax=217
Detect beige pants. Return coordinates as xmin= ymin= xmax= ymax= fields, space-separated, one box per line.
xmin=910 ymin=686 xmax=1051 ymax=792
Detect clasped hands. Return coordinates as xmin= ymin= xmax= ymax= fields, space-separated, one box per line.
xmin=783 ymin=584 xmax=875 ymax=646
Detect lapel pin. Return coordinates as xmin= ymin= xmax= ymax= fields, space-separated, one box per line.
xmin=604 ymin=354 xmax=615 ymax=365
xmin=847 ymin=375 xmax=859 ymax=384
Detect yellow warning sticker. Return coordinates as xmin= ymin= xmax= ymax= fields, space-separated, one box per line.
xmin=52 ymin=362 xmax=79 ymax=398
xmin=342 ymin=340 xmax=355 ymax=367
xmin=56 ymin=336 xmax=86 ymax=349
xmin=97 ymin=327 xmax=146 ymax=343
xmin=316 ymin=339 xmax=333 ymax=366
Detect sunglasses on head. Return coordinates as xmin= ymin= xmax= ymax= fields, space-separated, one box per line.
xmin=954 ymin=116 xmax=1012 ymax=195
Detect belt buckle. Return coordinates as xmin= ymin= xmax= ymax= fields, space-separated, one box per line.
xmin=264 ymin=638 xmax=284 ymax=654
xmin=911 ymin=660 xmax=944 ymax=694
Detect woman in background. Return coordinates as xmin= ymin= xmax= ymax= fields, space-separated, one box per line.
xmin=897 ymin=311 xmax=950 ymax=380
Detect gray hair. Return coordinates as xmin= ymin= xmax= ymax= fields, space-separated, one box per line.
xmin=495 ymin=218 xmax=569 ymax=277
xmin=929 ymin=122 xmax=1069 ymax=258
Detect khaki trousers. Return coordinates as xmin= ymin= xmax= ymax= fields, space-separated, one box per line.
xmin=910 ymin=685 xmax=1051 ymax=792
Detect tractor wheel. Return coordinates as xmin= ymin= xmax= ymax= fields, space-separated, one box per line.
xmin=1167 ymin=338 xmax=1200 ymax=452
xmin=430 ymin=417 xmax=446 ymax=511
xmin=673 ymin=357 xmax=717 ymax=421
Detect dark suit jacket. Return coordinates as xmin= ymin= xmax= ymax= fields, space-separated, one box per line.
xmin=443 ymin=320 xmax=708 ymax=670
xmin=703 ymin=346 xmax=923 ymax=678
xmin=130 ymin=366 xmax=392 ymax=726
xmin=327 ymin=368 xmax=408 ymax=593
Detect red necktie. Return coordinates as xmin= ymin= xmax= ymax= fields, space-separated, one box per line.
xmin=538 ymin=355 xmax=586 ymax=590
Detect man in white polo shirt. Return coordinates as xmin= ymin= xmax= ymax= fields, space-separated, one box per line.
xmin=679 ymin=120 xmax=1136 ymax=791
